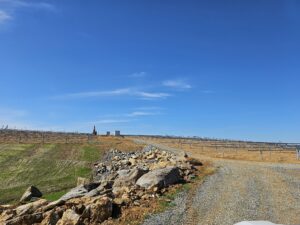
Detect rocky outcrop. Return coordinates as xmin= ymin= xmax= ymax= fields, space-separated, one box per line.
xmin=19 ymin=186 xmax=43 ymax=202
xmin=0 ymin=145 xmax=200 ymax=225
xmin=0 ymin=200 xmax=47 ymax=225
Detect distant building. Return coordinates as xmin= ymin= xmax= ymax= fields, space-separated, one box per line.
xmin=92 ymin=126 xmax=97 ymax=135
xmin=106 ymin=131 xmax=110 ymax=136
xmin=115 ymin=130 xmax=121 ymax=136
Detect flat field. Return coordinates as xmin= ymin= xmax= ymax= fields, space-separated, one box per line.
xmin=136 ymin=137 xmax=300 ymax=164
xmin=0 ymin=136 xmax=143 ymax=203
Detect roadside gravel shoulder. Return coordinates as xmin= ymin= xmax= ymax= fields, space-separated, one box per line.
xmin=138 ymin=139 xmax=300 ymax=225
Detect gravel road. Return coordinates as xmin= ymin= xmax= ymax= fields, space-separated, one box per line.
xmin=140 ymin=140 xmax=300 ymax=225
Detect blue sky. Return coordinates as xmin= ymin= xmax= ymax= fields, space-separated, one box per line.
xmin=0 ymin=0 xmax=299 ymax=142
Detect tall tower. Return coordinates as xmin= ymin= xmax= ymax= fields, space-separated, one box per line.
xmin=92 ymin=125 xmax=97 ymax=135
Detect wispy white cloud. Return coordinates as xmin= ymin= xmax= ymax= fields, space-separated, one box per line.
xmin=163 ymin=79 xmax=192 ymax=89
xmin=0 ymin=9 xmax=11 ymax=23
xmin=0 ymin=0 xmax=56 ymax=11
xmin=126 ymin=111 xmax=158 ymax=117
xmin=0 ymin=0 xmax=56 ymax=25
xmin=53 ymin=88 xmax=171 ymax=100
xmin=57 ymin=88 xmax=131 ymax=99
xmin=128 ymin=72 xmax=147 ymax=78
xmin=136 ymin=91 xmax=170 ymax=99
xmin=89 ymin=108 xmax=162 ymax=128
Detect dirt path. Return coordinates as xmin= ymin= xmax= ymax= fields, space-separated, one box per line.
xmin=139 ymin=140 xmax=300 ymax=225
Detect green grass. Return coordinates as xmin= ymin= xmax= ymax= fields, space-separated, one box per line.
xmin=75 ymin=167 xmax=92 ymax=178
xmin=44 ymin=189 xmax=69 ymax=201
xmin=0 ymin=143 xmax=105 ymax=204
xmin=80 ymin=145 xmax=103 ymax=162
xmin=157 ymin=185 xmax=188 ymax=211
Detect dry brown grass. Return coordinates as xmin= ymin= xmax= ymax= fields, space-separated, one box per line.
xmin=137 ymin=137 xmax=300 ymax=164
xmin=93 ymin=136 xmax=145 ymax=153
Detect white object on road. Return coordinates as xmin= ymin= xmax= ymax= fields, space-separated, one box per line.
xmin=234 ymin=221 xmax=283 ymax=225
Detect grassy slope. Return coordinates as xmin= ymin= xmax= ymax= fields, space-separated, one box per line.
xmin=0 ymin=137 xmax=143 ymax=203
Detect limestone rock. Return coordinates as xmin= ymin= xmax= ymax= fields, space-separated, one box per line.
xmin=57 ymin=209 xmax=80 ymax=225
xmin=150 ymin=161 xmax=172 ymax=170
xmin=77 ymin=177 xmax=90 ymax=186
xmin=82 ymin=197 xmax=112 ymax=224
xmin=16 ymin=199 xmax=48 ymax=216
xmin=43 ymin=199 xmax=65 ymax=212
xmin=129 ymin=158 xmax=136 ymax=166
xmin=136 ymin=166 xmax=181 ymax=189
xmin=0 ymin=209 xmax=14 ymax=223
xmin=60 ymin=183 xmax=100 ymax=201
xmin=20 ymin=186 xmax=43 ymax=202
xmin=113 ymin=167 xmax=148 ymax=195
xmin=40 ymin=209 xmax=61 ymax=225
xmin=5 ymin=212 xmax=43 ymax=225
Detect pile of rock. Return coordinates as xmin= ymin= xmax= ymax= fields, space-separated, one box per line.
xmin=0 ymin=145 xmax=198 ymax=225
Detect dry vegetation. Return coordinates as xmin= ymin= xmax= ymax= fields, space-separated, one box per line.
xmin=135 ymin=137 xmax=300 ymax=164
xmin=8 ymin=131 xmax=297 ymax=224
xmin=102 ymin=161 xmax=213 ymax=225
xmin=0 ymin=134 xmax=144 ymax=204
xmin=0 ymin=131 xmax=211 ymax=225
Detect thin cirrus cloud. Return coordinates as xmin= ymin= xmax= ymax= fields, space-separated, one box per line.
xmin=0 ymin=0 xmax=56 ymax=10
xmin=90 ymin=109 xmax=161 ymax=126
xmin=58 ymin=88 xmax=132 ymax=98
xmin=0 ymin=0 xmax=56 ymax=25
xmin=96 ymin=108 xmax=162 ymax=121
xmin=126 ymin=111 xmax=159 ymax=117
xmin=0 ymin=10 xmax=11 ymax=23
xmin=52 ymin=88 xmax=171 ymax=100
xmin=162 ymin=79 xmax=192 ymax=89
xmin=137 ymin=91 xmax=170 ymax=99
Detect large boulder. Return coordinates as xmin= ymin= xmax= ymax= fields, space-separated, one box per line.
xmin=113 ymin=167 xmax=148 ymax=195
xmin=136 ymin=166 xmax=181 ymax=189
xmin=59 ymin=183 xmax=100 ymax=201
xmin=20 ymin=186 xmax=43 ymax=202
xmin=85 ymin=180 xmax=113 ymax=197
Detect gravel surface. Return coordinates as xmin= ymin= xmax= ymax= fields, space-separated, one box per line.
xmin=133 ymin=139 xmax=185 ymax=157
xmin=140 ymin=140 xmax=300 ymax=225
